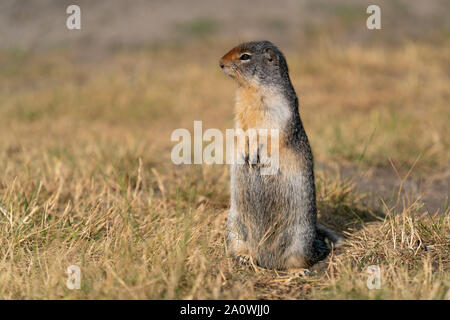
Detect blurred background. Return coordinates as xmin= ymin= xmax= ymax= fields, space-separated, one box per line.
xmin=1 ymin=0 xmax=449 ymax=51
xmin=0 ymin=0 xmax=448 ymax=299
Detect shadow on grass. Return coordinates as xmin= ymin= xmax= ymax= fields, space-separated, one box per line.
xmin=316 ymin=173 xmax=385 ymax=235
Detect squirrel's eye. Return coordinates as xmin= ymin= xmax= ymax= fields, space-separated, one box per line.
xmin=240 ymin=54 xmax=251 ymax=61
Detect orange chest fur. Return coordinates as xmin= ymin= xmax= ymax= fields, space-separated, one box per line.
xmin=234 ymin=86 xmax=265 ymax=131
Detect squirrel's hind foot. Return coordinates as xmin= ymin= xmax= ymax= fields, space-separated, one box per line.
xmin=235 ymin=254 xmax=252 ymax=266
xmin=287 ymin=268 xmax=311 ymax=277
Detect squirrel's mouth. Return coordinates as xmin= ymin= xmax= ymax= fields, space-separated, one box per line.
xmin=220 ymin=62 xmax=239 ymax=80
xmin=219 ymin=58 xmax=237 ymax=79
xmin=222 ymin=66 xmax=235 ymax=78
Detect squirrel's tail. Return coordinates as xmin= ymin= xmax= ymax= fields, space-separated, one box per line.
xmin=316 ymin=223 xmax=344 ymax=248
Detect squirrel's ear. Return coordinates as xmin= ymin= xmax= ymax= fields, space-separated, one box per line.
xmin=264 ymin=47 xmax=278 ymax=65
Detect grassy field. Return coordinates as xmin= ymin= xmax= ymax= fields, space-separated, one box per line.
xmin=0 ymin=37 xmax=448 ymax=299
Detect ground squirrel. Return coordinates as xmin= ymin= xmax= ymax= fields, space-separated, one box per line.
xmin=219 ymin=41 xmax=342 ymax=271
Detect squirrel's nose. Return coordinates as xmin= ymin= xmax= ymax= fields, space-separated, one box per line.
xmin=219 ymin=60 xmax=225 ymax=69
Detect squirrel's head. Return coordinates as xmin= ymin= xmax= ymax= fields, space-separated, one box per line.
xmin=219 ymin=41 xmax=290 ymax=89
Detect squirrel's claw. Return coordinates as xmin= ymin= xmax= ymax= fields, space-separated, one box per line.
xmin=235 ymin=254 xmax=251 ymax=266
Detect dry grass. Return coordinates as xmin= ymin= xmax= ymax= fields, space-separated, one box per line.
xmin=0 ymin=38 xmax=448 ymax=299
